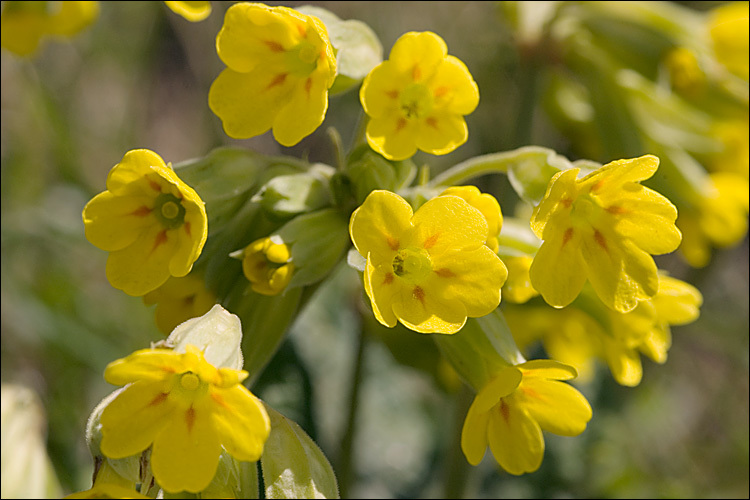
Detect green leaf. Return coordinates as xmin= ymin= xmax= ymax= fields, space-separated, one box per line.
xmin=295 ymin=5 xmax=383 ymax=95
xmin=261 ymin=405 xmax=339 ymax=499
xmin=252 ymin=164 xmax=335 ymax=220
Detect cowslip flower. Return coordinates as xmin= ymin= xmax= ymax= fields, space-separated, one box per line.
xmin=349 ymin=190 xmax=507 ymax=334
xmin=461 ymin=360 xmax=592 ymax=475
xmin=502 ymin=255 xmax=539 ymax=304
xmin=0 ymin=1 xmax=99 ymax=57
xmin=359 ymin=31 xmax=479 ymax=161
xmin=708 ymin=0 xmax=749 ymax=80
xmin=208 ymin=2 xmax=337 ymax=146
xmin=164 ymin=1 xmax=211 ymax=22
xmin=439 ymin=185 xmax=502 ymax=253
xmin=529 ymin=155 xmax=681 ymax=313
xmin=143 ymin=273 xmax=216 ymax=334
xmin=82 ymin=149 xmax=208 ymax=297
xmin=99 ymin=344 xmax=270 ymax=494
xmin=237 ymin=236 xmax=295 ymax=296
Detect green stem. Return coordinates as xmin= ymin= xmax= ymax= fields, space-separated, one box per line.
xmin=427 ymin=146 xmax=565 ymax=188
xmin=442 ymin=383 xmax=475 ymax=499
xmin=336 ymin=324 xmax=366 ymax=498
xmin=327 ymin=127 xmax=346 ymax=172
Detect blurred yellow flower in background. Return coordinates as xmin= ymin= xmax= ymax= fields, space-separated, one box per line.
xmin=708 ymin=1 xmax=749 ymax=80
xmin=208 ymin=2 xmax=337 ymax=146
xmin=143 ymin=273 xmax=216 ymax=334
xmin=164 ymin=1 xmax=211 ymax=22
xmin=0 ymin=1 xmax=99 ymax=56
xmin=82 ymin=149 xmax=208 ymax=297
xmin=360 ymin=31 xmax=479 ymax=160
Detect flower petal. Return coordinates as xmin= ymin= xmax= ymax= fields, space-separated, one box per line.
xmin=272 ymin=68 xmax=329 ymax=147
xmin=391 ymin=282 xmax=468 ymax=334
xmin=529 ymin=226 xmax=588 ymax=309
xmin=607 ymin=185 xmax=681 ymax=255
xmin=518 ymin=359 xmax=579 ymax=380
xmin=516 ymin=378 xmax=592 ymax=436
xmin=415 ymin=112 xmax=468 ymax=156
xmin=100 ymin=380 xmax=175 ymax=459
xmin=349 ymin=190 xmax=413 ymax=263
xmin=603 ymin=339 xmax=643 ymax=386
xmin=407 ymin=195 xmax=487 ymax=256
xmin=430 ymin=55 xmax=479 ymax=115
xmin=210 ymin=386 xmax=270 ymax=462
xmin=104 ymin=349 xmax=186 ymax=386
xmin=429 ymin=246 xmax=506 ymax=317
xmin=83 ymin=191 xmax=154 ymax=252
xmin=579 ymin=155 xmax=659 ymax=194
xmin=472 ymin=367 xmax=522 ymax=413
xmin=208 ymin=67 xmax=292 ymax=140
xmin=359 ymin=61 xmax=408 ymax=119
xmin=151 ymin=399 xmax=222 ymax=493
xmin=365 ymin=115 xmax=419 ymax=161
xmin=389 ymin=31 xmax=447 ymax=81
xmin=486 ymin=401 xmax=544 ymax=475
xmin=460 ymin=399 xmax=490 ymax=466
xmin=363 ymin=257 xmax=400 ymax=328
xmin=530 ymin=168 xmax=579 ymax=239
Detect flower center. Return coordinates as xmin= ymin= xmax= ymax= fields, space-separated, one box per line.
xmin=154 ymin=193 xmax=186 ymax=230
xmin=286 ymin=40 xmax=319 ymax=76
xmin=400 ymin=83 xmax=433 ymax=119
xmin=392 ymin=247 xmax=432 ymax=283
xmin=180 ymin=372 xmax=200 ymax=391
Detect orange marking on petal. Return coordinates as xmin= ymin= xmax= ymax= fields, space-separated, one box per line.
xmin=264 ymin=40 xmax=284 ymax=52
xmin=385 ymin=89 xmax=399 ymax=99
xmin=148 ymin=179 xmax=162 ymax=192
xmin=211 ymin=392 xmax=231 ymax=410
xmin=383 ymin=272 xmax=394 ymax=285
xmin=561 ymin=198 xmax=572 ymax=208
xmin=562 ymin=228 xmax=574 ymax=247
xmin=521 ymin=386 xmax=542 ymax=400
xmin=499 ymin=399 xmax=510 ymax=422
xmin=433 ymin=86 xmax=449 ymax=98
xmin=305 ymin=77 xmax=312 ymax=96
xmin=148 ymin=393 xmax=169 ymax=407
xmin=590 ymin=179 xmax=605 ymax=193
xmin=386 ymin=236 xmax=399 ymax=251
xmin=426 ymin=117 xmax=439 ymax=129
xmin=131 ymin=206 xmax=152 ymax=217
xmin=184 ymin=221 xmax=191 ymax=237
xmin=413 ymin=286 xmax=425 ymax=304
xmin=435 ymin=268 xmax=455 ymax=278
xmin=267 ymin=73 xmax=288 ymax=90
xmin=594 ymin=229 xmax=608 ymax=252
xmin=296 ymin=23 xmax=306 ymax=38
xmin=412 ymin=65 xmax=421 ymax=81
xmin=396 ymin=118 xmax=407 ymax=132
xmin=185 ymin=407 xmax=196 ymax=433
xmin=423 ymin=233 xmax=439 ymax=249
xmin=606 ymin=205 xmax=627 ymax=215
xmin=152 ymin=230 xmax=168 ymax=253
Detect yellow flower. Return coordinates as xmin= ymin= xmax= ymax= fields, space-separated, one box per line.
xmin=439 ymin=185 xmax=502 ymax=252
xmin=460 ymin=360 xmax=592 ymax=475
xmin=83 ymin=149 xmax=208 ymax=297
xmin=143 ymin=274 xmax=216 ymax=334
xmin=709 ymin=118 xmax=749 ymax=180
xmin=529 ymin=155 xmax=681 ymax=313
xmin=349 ymin=190 xmax=507 ymax=334
xmin=208 ymin=2 xmax=337 ymax=146
xmin=239 ymin=236 xmax=295 ymax=296
xmin=359 ymin=31 xmax=479 ymax=161
xmin=164 ymin=1 xmax=211 ymax=22
xmin=502 ymin=255 xmax=539 ymax=304
xmin=664 ymin=46 xmax=706 ymax=96
xmin=708 ymin=1 xmax=749 ymax=80
xmin=677 ymin=172 xmax=749 ymax=267
xmin=0 ymin=1 xmax=99 ymax=57
xmin=100 ymin=344 xmax=270 ymax=494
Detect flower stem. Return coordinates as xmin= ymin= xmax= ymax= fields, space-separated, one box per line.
xmin=442 ymin=383 xmax=475 ymax=499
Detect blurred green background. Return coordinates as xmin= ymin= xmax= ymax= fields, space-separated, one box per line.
xmin=1 ymin=1 xmax=747 ymax=498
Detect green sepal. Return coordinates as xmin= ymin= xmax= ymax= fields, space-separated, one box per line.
xmin=252 ymin=164 xmax=335 ymax=220
xmin=506 ymin=148 xmax=573 ymax=206
xmin=273 ymin=208 xmax=351 ymax=288
xmin=261 ymin=404 xmax=339 ymax=499
xmin=346 ymin=144 xmax=417 ymax=204
xmin=295 ymin=5 xmax=383 ymax=95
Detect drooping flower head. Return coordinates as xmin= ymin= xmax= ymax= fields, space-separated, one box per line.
xmin=360 ymin=31 xmax=479 ymax=161
xmin=349 ymin=190 xmax=507 ymax=334
xmin=439 ymin=185 xmax=502 ymax=253
xmin=0 ymin=1 xmax=99 ymax=57
xmin=99 ymin=344 xmax=270 ymax=494
xmin=461 ymin=360 xmax=592 ymax=475
xmin=83 ymin=149 xmax=208 ymax=297
xmin=529 ymin=155 xmax=681 ymax=313
xmin=208 ymin=2 xmax=337 ymax=146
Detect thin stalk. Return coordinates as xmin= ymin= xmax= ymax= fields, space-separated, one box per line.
xmin=442 ymin=383 xmax=475 ymax=499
